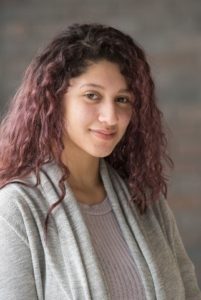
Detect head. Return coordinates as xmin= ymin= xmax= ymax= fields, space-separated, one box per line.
xmin=0 ymin=23 xmax=173 ymax=232
xmin=62 ymin=59 xmax=134 ymax=161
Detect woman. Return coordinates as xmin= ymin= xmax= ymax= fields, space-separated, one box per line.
xmin=0 ymin=23 xmax=200 ymax=300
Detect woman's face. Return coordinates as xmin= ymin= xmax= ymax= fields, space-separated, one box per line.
xmin=62 ymin=59 xmax=133 ymax=159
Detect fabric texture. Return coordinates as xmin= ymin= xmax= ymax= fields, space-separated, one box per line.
xmin=79 ymin=196 xmax=146 ymax=299
xmin=0 ymin=158 xmax=200 ymax=300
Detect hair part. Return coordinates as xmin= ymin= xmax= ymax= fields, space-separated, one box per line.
xmin=0 ymin=23 xmax=173 ymax=238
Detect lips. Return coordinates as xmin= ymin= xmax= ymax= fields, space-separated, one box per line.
xmin=90 ymin=129 xmax=116 ymax=140
xmin=90 ymin=129 xmax=116 ymax=135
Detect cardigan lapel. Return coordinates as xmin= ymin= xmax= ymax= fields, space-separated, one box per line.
xmin=100 ymin=159 xmax=184 ymax=300
xmin=40 ymin=160 xmax=110 ymax=300
xmin=99 ymin=159 xmax=155 ymax=300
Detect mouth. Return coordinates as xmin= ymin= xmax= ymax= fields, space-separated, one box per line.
xmin=89 ymin=129 xmax=116 ymax=140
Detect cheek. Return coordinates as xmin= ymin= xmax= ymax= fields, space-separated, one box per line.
xmin=71 ymin=105 xmax=96 ymax=127
xmin=120 ymin=110 xmax=132 ymax=129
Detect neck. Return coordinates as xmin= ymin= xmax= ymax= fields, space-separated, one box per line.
xmin=61 ymin=148 xmax=101 ymax=191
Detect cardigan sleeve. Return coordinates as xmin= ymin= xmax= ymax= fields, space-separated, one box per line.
xmin=159 ymin=199 xmax=201 ymax=300
xmin=0 ymin=217 xmax=38 ymax=300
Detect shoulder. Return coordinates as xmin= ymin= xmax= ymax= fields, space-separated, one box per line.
xmin=147 ymin=196 xmax=176 ymax=244
xmin=0 ymin=160 xmax=63 ymax=212
xmin=0 ymin=182 xmax=28 ymax=213
xmin=0 ymin=183 xmax=30 ymax=245
xmin=0 ymin=175 xmax=43 ymax=214
xmin=150 ymin=196 xmax=175 ymax=225
xmin=0 ymin=167 xmax=50 ymax=235
xmin=0 ymin=174 xmax=53 ymax=246
xmin=0 ymin=161 xmax=64 ymax=233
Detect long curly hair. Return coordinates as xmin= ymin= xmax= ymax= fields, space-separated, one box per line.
xmin=0 ymin=23 xmax=173 ymax=236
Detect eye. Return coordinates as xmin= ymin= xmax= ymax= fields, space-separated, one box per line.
xmin=116 ymin=97 xmax=130 ymax=104
xmin=84 ymin=93 xmax=99 ymax=100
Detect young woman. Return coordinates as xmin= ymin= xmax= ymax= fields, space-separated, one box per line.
xmin=0 ymin=23 xmax=200 ymax=300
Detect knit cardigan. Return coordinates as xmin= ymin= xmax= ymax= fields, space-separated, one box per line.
xmin=0 ymin=159 xmax=200 ymax=300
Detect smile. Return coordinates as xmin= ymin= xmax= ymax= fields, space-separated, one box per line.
xmin=90 ymin=129 xmax=116 ymax=140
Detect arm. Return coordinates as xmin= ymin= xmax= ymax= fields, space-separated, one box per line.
xmin=160 ymin=199 xmax=201 ymax=300
xmin=0 ymin=217 xmax=38 ymax=300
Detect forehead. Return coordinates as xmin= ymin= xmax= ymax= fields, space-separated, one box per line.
xmin=68 ymin=60 xmax=129 ymax=90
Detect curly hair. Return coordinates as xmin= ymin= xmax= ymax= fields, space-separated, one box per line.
xmin=0 ymin=23 xmax=173 ymax=236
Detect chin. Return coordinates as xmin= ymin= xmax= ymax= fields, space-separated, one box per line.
xmin=90 ymin=148 xmax=114 ymax=158
xmin=85 ymin=142 xmax=119 ymax=158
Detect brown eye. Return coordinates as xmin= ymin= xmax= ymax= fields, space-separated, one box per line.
xmin=85 ymin=93 xmax=100 ymax=100
xmin=116 ymin=97 xmax=130 ymax=104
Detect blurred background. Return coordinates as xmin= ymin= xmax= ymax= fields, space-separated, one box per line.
xmin=0 ymin=0 xmax=201 ymax=286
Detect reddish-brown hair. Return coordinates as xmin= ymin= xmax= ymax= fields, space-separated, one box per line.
xmin=0 ymin=23 xmax=173 ymax=236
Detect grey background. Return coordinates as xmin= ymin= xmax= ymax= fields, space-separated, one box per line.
xmin=1 ymin=0 xmax=201 ymax=287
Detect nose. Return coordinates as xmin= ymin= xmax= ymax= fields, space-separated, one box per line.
xmin=98 ymin=102 xmax=118 ymax=126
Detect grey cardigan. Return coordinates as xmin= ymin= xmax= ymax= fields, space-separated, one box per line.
xmin=0 ymin=159 xmax=200 ymax=300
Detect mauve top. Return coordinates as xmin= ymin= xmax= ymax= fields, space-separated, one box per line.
xmin=79 ymin=195 xmax=146 ymax=300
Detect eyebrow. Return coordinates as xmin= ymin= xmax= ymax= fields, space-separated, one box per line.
xmin=79 ymin=83 xmax=131 ymax=93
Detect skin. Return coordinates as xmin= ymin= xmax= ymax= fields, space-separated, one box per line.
xmin=61 ymin=59 xmax=134 ymax=204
